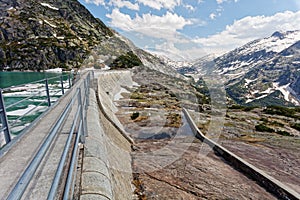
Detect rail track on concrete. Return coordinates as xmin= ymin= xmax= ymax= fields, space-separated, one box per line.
xmin=0 ymin=71 xmax=93 ymax=200
xmin=183 ymin=108 xmax=300 ymax=200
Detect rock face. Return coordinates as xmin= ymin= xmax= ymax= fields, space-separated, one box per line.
xmin=0 ymin=0 xmax=183 ymax=79
xmin=0 ymin=0 xmax=113 ymax=71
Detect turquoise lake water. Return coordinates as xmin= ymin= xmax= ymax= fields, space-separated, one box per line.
xmin=0 ymin=71 xmax=63 ymax=89
xmin=0 ymin=71 xmax=71 ymax=136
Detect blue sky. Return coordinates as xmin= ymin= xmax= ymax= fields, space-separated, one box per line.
xmin=79 ymin=0 xmax=300 ymax=60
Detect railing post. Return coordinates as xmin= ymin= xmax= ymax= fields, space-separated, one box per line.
xmin=45 ymin=79 xmax=51 ymax=107
xmin=68 ymin=74 xmax=71 ymax=89
xmin=85 ymin=77 xmax=89 ymax=109
xmin=60 ymin=76 xmax=65 ymax=95
xmin=77 ymin=88 xmax=86 ymax=143
xmin=0 ymin=89 xmax=11 ymax=144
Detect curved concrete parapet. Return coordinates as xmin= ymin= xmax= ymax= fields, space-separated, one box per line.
xmin=96 ymin=70 xmax=135 ymax=144
xmin=82 ymin=89 xmax=113 ymax=200
xmin=82 ymin=85 xmax=134 ymax=200
xmin=183 ymin=108 xmax=300 ymax=200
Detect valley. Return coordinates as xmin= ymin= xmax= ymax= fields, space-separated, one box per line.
xmin=0 ymin=0 xmax=299 ymax=199
xmin=101 ymin=67 xmax=300 ymax=199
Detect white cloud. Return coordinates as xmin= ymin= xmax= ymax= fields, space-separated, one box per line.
xmin=108 ymin=0 xmax=139 ymax=10
xmin=216 ymin=0 xmax=238 ymax=4
xmin=194 ymin=10 xmax=300 ymax=55
xmin=209 ymin=13 xmax=216 ymax=20
xmin=152 ymin=41 xmax=206 ymax=60
xmin=184 ymin=4 xmax=196 ymax=12
xmin=84 ymin=0 xmax=105 ymax=6
xmin=107 ymin=8 xmax=192 ymax=41
xmin=136 ymin=0 xmax=181 ymax=10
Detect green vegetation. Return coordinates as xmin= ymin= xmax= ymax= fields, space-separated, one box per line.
xmin=291 ymin=123 xmax=300 ymax=131
xmin=256 ymin=123 xmax=293 ymax=136
xmin=259 ymin=118 xmax=284 ymax=127
xmin=226 ymin=83 xmax=247 ymax=105
xmin=229 ymin=104 xmax=257 ymax=111
xmin=263 ymin=105 xmax=300 ymax=119
xmin=130 ymin=92 xmax=144 ymax=100
xmin=276 ymin=130 xmax=292 ymax=136
xmin=255 ymin=124 xmax=275 ymax=133
xmin=192 ymin=81 xmax=211 ymax=104
xmin=246 ymin=91 xmax=293 ymax=107
xmin=109 ymin=51 xmax=142 ymax=69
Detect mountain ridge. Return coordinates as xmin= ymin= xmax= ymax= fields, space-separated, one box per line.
xmin=173 ymin=30 xmax=300 ymax=106
xmin=0 ymin=0 xmax=182 ymax=78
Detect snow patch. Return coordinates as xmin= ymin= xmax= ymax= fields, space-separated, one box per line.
xmin=45 ymin=68 xmax=63 ymax=73
xmin=244 ymin=78 xmax=257 ymax=87
xmin=219 ymin=61 xmax=250 ymax=75
xmin=132 ymin=81 xmax=140 ymax=87
xmin=43 ymin=20 xmax=57 ymax=28
xmin=53 ymin=33 xmax=65 ymax=40
xmin=273 ymin=82 xmax=290 ymax=102
xmin=7 ymin=7 xmax=15 ymax=11
xmin=241 ymin=31 xmax=300 ymax=54
xmin=7 ymin=105 xmax=46 ymax=116
xmin=40 ymin=3 xmax=59 ymax=10
xmin=261 ymin=87 xmax=274 ymax=94
xmin=114 ymin=88 xmax=129 ymax=101
xmin=273 ymin=82 xmax=299 ymax=105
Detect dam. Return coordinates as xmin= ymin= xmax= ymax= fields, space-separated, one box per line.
xmin=0 ymin=69 xmax=299 ymax=200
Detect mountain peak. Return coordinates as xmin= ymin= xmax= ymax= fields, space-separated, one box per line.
xmin=271 ymin=31 xmax=285 ymax=39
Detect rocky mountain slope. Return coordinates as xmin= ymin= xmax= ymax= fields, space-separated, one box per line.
xmin=177 ymin=31 xmax=300 ymax=106
xmin=227 ymin=38 xmax=300 ymax=106
xmin=0 ymin=0 xmax=116 ymax=70
xmin=0 ymin=0 xmax=181 ymax=78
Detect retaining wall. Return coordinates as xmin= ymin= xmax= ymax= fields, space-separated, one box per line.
xmin=183 ymin=108 xmax=300 ymax=200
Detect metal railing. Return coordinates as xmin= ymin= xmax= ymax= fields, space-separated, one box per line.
xmin=6 ymin=71 xmax=93 ymax=199
xmin=0 ymin=73 xmax=73 ymax=148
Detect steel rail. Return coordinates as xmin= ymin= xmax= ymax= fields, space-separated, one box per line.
xmin=47 ymin=101 xmax=82 ymax=200
xmin=63 ymin=120 xmax=83 ymax=200
xmin=5 ymin=91 xmax=42 ymax=110
xmin=6 ymin=89 xmax=78 ymax=200
xmin=2 ymin=74 xmax=71 ymax=92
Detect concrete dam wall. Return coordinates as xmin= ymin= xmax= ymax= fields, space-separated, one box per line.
xmin=81 ymin=71 xmax=135 ymax=200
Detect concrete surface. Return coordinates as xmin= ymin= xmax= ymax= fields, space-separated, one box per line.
xmin=0 ymin=74 xmax=88 ymax=200
xmin=82 ymin=85 xmax=133 ymax=200
xmin=183 ymin=108 xmax=300 ymax=200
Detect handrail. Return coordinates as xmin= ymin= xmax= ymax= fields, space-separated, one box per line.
xmin=47 ymin=95 xmax=82 ymax=199
xmin=6 ymin=70 xmax=93 ymax=199
xmin=63 ymin=120 xmax=83 ymax=200
xmin=0 ymin=73 xmax=73 ymax=148
xmin=6 ymin=91 xmax=76 ymax=200
xmin=2 ymin=73 xmax=71 ymax=92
